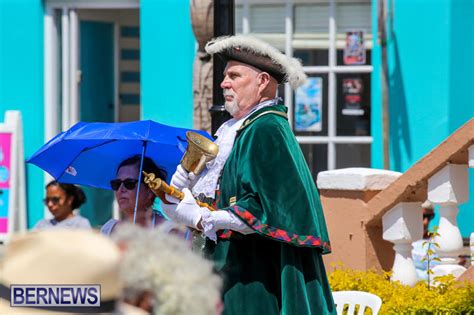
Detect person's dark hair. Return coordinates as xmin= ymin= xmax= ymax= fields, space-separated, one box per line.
xmin=117 ymin=155 xmax=167 ymax=181
xmin=45 ymin=181 xmax=87 ymax=209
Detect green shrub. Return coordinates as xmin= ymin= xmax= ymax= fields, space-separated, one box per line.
xmin=328 ymin=264 xmax=474 ymax=314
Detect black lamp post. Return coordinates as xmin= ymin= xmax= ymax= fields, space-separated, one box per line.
xmin=209 ymin=0 xmax=234 ymax=136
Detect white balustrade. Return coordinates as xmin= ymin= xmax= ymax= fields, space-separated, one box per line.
xmin=382 ymin=202 xmax=423 ymax=286
xmin=428 ymin=164 xmax=468 ymax=278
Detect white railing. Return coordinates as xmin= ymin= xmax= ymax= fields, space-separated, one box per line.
xmin=317 ymin=120 xmax=473 ymax=285
xmin=382 ymin=202 xmax=422 ymax=286
xmin=428 ymin=164 xmax=468 ymax=278
xmin=381 ymin=145 xmax=474 ymax=285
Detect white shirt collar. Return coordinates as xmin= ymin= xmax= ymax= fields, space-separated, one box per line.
xmin=191 ymin=98 xmax=279 ymax=198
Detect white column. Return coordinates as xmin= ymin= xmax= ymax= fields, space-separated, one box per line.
xmin=69 ymin=9 xmax=79 ymax=126
xmin=382 ymin=202 xmax=423 ymax=286
xmin=428 ymin=164 xmax=468 ymax=278
xmin=61 ymin=7 xmax=70 ymax=130
xmin=44 ymin=6 xmax=59 ymax=219
xmin=327 ymin=0 xmax=336 ymax=170
xmin=44 ymin=6 xmax=59 ymax=140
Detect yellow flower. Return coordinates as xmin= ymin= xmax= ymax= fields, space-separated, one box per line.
xmin=328 ymin=264 xmax=474 ymax=314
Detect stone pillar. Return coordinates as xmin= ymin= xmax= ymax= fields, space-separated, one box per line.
xmin=317 ymin=168 xmax=402 ymax=272
xmin=428 ymin=164 xmax=468 ymax=278
xmin=382 ymin=202 xmax=423 ymax=286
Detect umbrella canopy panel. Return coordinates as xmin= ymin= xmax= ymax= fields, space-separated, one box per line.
xmin=28 ymin=120 xmax=211 ymax=190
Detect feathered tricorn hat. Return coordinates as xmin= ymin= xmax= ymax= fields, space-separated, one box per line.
xmin=205 ymin=35 xmax=307 ymax=89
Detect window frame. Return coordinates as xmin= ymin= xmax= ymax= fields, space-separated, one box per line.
xmin=236 ymin=0 xmax=373 ymax=170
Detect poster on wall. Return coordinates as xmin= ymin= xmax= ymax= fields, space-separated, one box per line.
xmin=0 ymin=133 xmax=11 ymax=234
xmin=343 ymin=30 xmax=366 ymax=65
xmin=342 ymin=78 xmax=364 ymax=116
xmin=0 ymin=111 xmax=26 ymax=242
xmin=295 ymin=77 xmax=323 ymax=132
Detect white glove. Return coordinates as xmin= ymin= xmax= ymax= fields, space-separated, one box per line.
xmin=201 ymin=210 xmax=255 ymax=242
xmin=161 ymin=188 xmax=208 ymax=229
xmin=170 ymin=165 xmax=196 ymax=191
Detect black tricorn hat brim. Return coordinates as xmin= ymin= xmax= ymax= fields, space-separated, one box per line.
xmin=205 ymin=35 xmax=307 ymax=89
xmin=216 ymin=47 xmax=286 ymax=83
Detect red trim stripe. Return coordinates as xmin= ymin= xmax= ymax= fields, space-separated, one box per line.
xmin=227 ymin=205 xmax=331 ymax=252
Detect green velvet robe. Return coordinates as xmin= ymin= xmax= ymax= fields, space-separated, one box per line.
xmin=204 ymin=105 xmax=336 ymax=315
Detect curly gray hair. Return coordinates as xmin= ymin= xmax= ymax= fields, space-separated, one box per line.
xmin=112 ymin=224 xmax=222 ymax=315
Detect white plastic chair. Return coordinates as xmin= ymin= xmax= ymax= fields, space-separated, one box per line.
xmin=332 ymin=291 xmax=382 ymax=315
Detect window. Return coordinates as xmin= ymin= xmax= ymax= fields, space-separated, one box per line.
xmin=250 ymin=5 xmax=285 ymax=33
xmin=235 ymin=0 xmax=373 ymax=176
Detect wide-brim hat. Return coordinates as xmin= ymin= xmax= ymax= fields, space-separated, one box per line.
xmin=0 ymin=230 xmax=122 ymax=314
xmin=205 ymin=35 xmax=307 ymax=89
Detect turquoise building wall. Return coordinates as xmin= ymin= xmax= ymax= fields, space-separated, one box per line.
xmin=449 ymin=1 xmax=474 ymax=133
xmin=371 ymin=0 xmax=474 ymax=237
xmin=0 ymin=0 xmax=196 ymax=228
xmin=0 ymin=0 xmax=44 ymax=228
xmin=140 ymin=0 xmax=195 ymax=128
xmin=4 ymin=0 xmax=470 ymax=234
xmin=449 ymin=0 xmax=474 ymax=238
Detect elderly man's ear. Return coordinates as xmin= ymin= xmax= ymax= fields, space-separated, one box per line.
xmin=258 ymin=72 xmax=278 ymax=97
xmin=258 ymin=72 xmax=271 ymax=90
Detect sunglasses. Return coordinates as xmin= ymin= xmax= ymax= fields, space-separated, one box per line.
xmin=110 ymin=178 xmax=139 ymax=191
xmin=43 ymin=197 xmax=61 ymax=205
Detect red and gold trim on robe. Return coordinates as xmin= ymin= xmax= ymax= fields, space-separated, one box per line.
xmin=216 ymin=205 xmax=331 ymax=253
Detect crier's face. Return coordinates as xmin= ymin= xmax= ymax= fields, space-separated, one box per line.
xmin=221 ymin=61 xmax=261 ymax=119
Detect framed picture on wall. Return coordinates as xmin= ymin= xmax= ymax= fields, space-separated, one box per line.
xmin=343 ymin=30 xmax=366 ymax=65
xmin=342 ymin=78 xmax=364 ymax=116
xmin=295 ymin=77 xmax=323 ymax=132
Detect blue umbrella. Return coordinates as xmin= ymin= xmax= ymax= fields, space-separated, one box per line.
xmin=27 ymin=120 xmax=211 ymax=190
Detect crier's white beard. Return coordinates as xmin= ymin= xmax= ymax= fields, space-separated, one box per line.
xmin=223 ymin=90 xmax=239 ymax=117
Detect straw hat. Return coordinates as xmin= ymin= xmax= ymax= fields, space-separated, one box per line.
xmin=205 ymin=35 xmax=307 ymax=89
xmin=0 ymin=230 xmax=123 ymax=314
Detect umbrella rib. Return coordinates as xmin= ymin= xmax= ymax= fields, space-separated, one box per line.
xmin=81 ymin=139 xmax=118 ymax=153
xmin=57 ymin=139 xmax=118 ymax=182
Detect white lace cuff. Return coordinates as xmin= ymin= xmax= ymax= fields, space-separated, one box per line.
xmin=201 ymin=210 xmax=254 ymax=242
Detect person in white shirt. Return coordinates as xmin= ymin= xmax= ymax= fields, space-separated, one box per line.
xmin=34 ymin=180 xmax=91 ymax=230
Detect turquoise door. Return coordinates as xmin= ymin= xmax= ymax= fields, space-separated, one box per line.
xmin=79 ymin=21 xmax=115 ymax=226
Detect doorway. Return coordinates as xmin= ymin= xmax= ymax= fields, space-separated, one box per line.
xmin=44 ymin=3 xmax=140 ymax=226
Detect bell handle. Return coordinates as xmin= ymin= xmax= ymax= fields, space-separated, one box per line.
xmin=193 ymin=155 xmax=208 ymax=176
xmin=143 ymin=171 xmax=215 ymax=211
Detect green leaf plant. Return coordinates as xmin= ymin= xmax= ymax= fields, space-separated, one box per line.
xmin=420 ymin=226 xmax=441 ymax=290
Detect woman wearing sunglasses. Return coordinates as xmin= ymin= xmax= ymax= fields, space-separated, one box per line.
xmin=101 ymin=155 xmax=168 ymax=236
xmin=34 ymin=181 xmax=91 ymax=230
